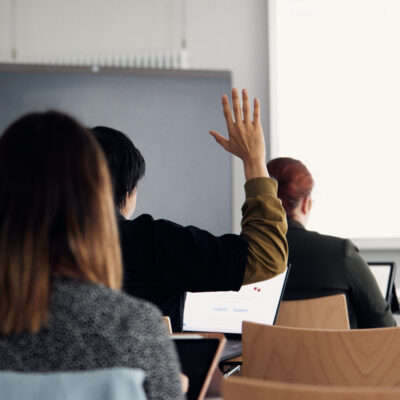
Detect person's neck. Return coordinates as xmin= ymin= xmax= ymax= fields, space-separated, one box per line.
xmin=120 ymin=207 xmax=131 ymax=219
xmin=291 ymin=213 xmax=308 ymax=227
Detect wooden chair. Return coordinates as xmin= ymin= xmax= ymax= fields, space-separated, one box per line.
xmin=275 ymin=294 xmax=350 ymax=329
xmin=223 ymin=376 xmax=400 ymax=400
xmin=162 ymin=316 xmax=172 ymax=334
xmin=242 ymin=321 xmax=400 ymax=386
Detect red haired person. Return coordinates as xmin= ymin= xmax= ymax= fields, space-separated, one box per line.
xmin=268 ymin=157 xmax=395 ymax=328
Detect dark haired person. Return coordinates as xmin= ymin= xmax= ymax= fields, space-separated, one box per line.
xmin=93 ymin=89 xmax=288 ymax=332
xmin=0 ymin=111 xmax=183 ymax=399
xmin=267 ymin=157 xmax=396 ymax=328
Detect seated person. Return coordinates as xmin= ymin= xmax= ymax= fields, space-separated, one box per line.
xmin=0 ymin=111 xmax=184 ymax=400
xmin=92 ymin=89 xmax=288 ymax=331
xmin=267 ymin=157 xmax=396 ymax=328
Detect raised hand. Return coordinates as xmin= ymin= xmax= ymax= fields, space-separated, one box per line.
xmin=209 ymin=88 xmax=269 ymax=180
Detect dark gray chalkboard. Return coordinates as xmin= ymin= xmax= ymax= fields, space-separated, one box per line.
xmin=0 ymin=65 xmax=232 ymax=235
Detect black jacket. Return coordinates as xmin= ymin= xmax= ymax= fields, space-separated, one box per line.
xmin=118 ymin=213 xmax=247 ymax=332
xmin=283 ymin=218 xmax=396 ymax=328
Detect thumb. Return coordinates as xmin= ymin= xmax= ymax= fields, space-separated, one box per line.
xmin=209 ymin=130 xmax=229 ymax=152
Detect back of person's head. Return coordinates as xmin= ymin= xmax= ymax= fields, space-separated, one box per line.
xmin=267 ymin=157 xmax=314 ymax=217
xmin=0 ymin=111 xmax=122 ymax=335
xmin=91 ymin=126 xmax=145 ymax=211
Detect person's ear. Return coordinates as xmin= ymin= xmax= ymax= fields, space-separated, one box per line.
xmin=307 ymin=195 xmax=313 ymax=212
xmin=301 ymin=196 xmax=312 ymax=215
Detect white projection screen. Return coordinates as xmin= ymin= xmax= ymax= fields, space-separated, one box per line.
xmin=269 ymin=0 xmax=400 ymax=242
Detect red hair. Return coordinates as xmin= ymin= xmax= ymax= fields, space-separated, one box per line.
xmin=267 ymin=157 xmax=314 ymax=217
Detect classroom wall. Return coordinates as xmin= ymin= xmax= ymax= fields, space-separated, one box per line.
xmin=186 ymin=0 xmax=270 ymax=234
xmin=0 ymin=0 xmax=270 ymax=234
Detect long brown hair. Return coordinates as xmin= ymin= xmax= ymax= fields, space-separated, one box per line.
xmin=267 ymin=157 xmax=314 ymax=217
xmin=0 ymin=111 xmax=122 ymax=335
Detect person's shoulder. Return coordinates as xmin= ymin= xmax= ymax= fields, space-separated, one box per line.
xmin=119 ymin=213 xmax=184 ymax=230
xmin=342 ymin=238 xmax=362 ymax=258
xmin=312 ymin=230 xmax=345 ymax=244
xmin=290 ymin=226 xmax=346 ymax=253
xmin=291 ymin=225 xmax=344 ymax=243
xmin=52 ymin=278 xmax=162 ymax=326
xmin=118 ymin=214 xmax=157 ymax=241
xmin=311 ymin=233 xmax=358 ymax=255
xmin=118 ymin=213 xmax=154 ymax=227
xmin=120 ymin=213 xmax=246 ymax=255
xmin=90 ymin=281 xmax=161 ymax=318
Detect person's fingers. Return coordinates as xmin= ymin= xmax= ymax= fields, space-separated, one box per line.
xmin=231 ymin=88 xmax=243 ymax=124
xmin=253 ymin=97 xmax=260 ymax=124
xmin=209 ymin=130 xmax=230 ymax=151
xmin=242 ymin=89 xmax=251 ymax=123
xmin=222 ymin=94 xmax=234 ymax=131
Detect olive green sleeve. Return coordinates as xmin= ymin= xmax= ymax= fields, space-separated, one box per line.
xmin=241 ymin=177 xmax=288 ymax=285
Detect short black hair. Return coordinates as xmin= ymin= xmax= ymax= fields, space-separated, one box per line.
xmin=91 ymin=126 xmax=145 ymax=210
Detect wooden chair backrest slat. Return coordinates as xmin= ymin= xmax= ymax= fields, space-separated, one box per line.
xmin=275 ymin=294 xmax=350 ymax=329
xmin=223 ymin=376 xmax=400 ymax=400
xmin=242 ymin=321 xmax=400 ymax=386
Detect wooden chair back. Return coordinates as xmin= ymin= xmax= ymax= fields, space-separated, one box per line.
xmin=223 ymin=377 xmax=400 ymax=400
xmin=242 ymin=321 xmax=400 ymax=386
xmin=162 ymin=316 xmax=172 ymax=334
xmin=275 ymin=294 xmax=350 ymax=329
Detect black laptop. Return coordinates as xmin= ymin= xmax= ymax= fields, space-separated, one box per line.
xmin=368 ymin=262 xmax=398 ymax=310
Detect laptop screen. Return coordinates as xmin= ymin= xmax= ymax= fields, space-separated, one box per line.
xmin=183 ymin=268 xmax=289 ymax=334
xmin=368 ymin=262 xmax=396 ymax=302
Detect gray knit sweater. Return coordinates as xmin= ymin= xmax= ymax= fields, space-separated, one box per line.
xmin=0 ymin=278 xmax=183 ymax=400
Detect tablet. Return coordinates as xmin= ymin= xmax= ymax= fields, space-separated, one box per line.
xmin=172 ymin=333 xmax=226 ymax=400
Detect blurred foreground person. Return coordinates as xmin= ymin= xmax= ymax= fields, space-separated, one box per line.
xmin=0 ymin=111 xmax=183 ymax=399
